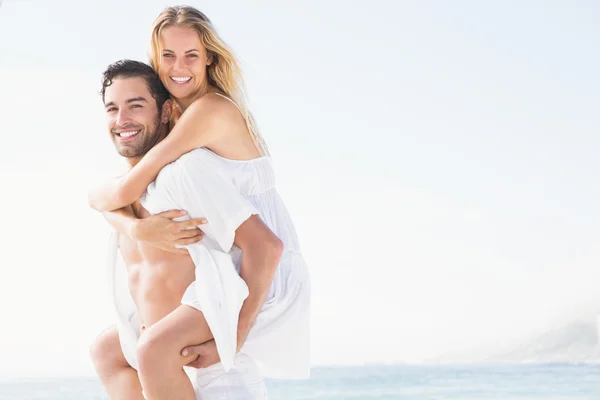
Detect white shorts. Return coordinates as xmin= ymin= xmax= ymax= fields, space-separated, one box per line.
xmin=184 ymin=353 xmax=268 ymax=400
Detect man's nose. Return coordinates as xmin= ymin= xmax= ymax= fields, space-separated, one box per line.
xmin=116 ymin=108 xmax=132 ymax=126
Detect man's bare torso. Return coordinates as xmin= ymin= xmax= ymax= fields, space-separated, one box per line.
xmin=119 ymin=202 xmax=196 ymax=329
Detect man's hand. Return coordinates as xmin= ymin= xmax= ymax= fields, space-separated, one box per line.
xmin=182 ymin=340 xmax=221 ymax=369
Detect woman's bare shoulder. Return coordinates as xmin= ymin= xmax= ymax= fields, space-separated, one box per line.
xmin=185 ymin=93 xmax=247 ymax=138
xmin=186 ymin=92 xmax=242 ymax=120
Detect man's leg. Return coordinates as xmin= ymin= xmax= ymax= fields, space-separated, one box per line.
xmin=136 ymin=305 xmax=214 ymax=400
xmin=90 ymin=326 xmax=145 ymax=400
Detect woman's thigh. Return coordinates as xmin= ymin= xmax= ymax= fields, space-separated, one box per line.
xmin=138 ymin=304 xmax=213 ymax=367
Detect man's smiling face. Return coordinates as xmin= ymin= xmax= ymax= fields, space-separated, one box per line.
xmin=103 ymin=76 xmax=165 ymax=158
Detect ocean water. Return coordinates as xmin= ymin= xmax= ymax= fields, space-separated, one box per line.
xmin=1 ymin=364 xmax=599 ymax=400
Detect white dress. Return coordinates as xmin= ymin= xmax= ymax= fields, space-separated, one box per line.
xmin=106 ymin=148 xmax=311 ymax=397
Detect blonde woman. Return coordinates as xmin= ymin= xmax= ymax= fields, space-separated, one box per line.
xmin=89 ymin=5 xmax=310 ymax=400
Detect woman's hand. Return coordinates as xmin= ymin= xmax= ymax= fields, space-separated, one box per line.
xmin=132 ymin=210 xmax=207 ymax=255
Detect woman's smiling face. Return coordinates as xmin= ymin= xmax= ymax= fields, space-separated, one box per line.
xmin=158 ymin=25 xmax=212 ymax=101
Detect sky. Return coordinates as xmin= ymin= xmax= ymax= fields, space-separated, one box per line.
xmin=0 ymin=0 xmax=599 ymax=380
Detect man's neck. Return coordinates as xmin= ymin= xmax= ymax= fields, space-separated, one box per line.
xmin=126 ymin=156 xmax=142 ymax=168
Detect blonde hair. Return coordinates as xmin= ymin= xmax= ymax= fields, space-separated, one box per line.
xmin=149 ymin=6 xmax=268 ymax=156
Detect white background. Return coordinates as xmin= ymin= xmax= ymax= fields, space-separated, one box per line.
xmin=0 ymin=0 xmax=598 ymax=379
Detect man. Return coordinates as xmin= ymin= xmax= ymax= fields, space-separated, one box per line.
xmin=90 ymin=60 xmax=285 ymax=399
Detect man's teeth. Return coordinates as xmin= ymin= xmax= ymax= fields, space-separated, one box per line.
xmin=172 ymin=77 xmax=191 ymax=83
xmin=119 ymin=130 xmax=140 ymax=137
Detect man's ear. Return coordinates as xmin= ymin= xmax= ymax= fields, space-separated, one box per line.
xmin=161 ymin=99 xmax=173 ymax=123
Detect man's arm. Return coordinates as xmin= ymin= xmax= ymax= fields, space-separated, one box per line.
xmin=233 ymin=215 xmax=284 ymax=349
xmin=162 ymin=154 xmax=283 ymax=366
xmin=180 ymin=214 xmax=283 ymax=367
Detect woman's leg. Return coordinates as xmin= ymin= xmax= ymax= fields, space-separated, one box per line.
xmin=136 ymin=304 xmax=213 ymax=400
xmin=90 ymin=326 xmax=145 ymax=400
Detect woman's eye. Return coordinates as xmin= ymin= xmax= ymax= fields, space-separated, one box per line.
xmin=162 ymin=53 xmax=173 ymax=58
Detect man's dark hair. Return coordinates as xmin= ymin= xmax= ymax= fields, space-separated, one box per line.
xmin=100 ymin=59 xmax=170 ymax=110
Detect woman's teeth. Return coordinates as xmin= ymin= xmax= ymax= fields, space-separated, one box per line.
xmin=171 ymin=77 xmax=192 ymax=84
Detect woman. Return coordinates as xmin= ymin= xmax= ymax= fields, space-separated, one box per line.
xmin=90 ymin=5 xmax=310 ymax=400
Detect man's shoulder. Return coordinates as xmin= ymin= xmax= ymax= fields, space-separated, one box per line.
xmin=167 ymin=148 xmax=217 ymax=171
xmin=174 ymin=148 xmax=211 ymax=165
xmin=154 ymin=148 xmax=216 ymax=183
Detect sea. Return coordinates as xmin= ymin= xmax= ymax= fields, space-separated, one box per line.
xmin=1 ymin=364 xmax=599 ymax=400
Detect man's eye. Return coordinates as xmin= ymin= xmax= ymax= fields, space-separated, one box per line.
xmin=107 ymin=107 xmax=117 ymax=112
xmin=131 ymin=104 xmax=142 ymax=109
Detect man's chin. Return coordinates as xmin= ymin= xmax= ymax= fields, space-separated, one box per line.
xmin=117 ymin=147 xmax=144 ymax=158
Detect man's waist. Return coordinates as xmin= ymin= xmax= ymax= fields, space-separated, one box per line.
xmin=127 ymin=261 xmax=194 ymax=304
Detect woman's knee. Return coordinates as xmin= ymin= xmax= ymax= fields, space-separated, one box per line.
xmin=90 ymin=326 xmax=124 ymax=370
